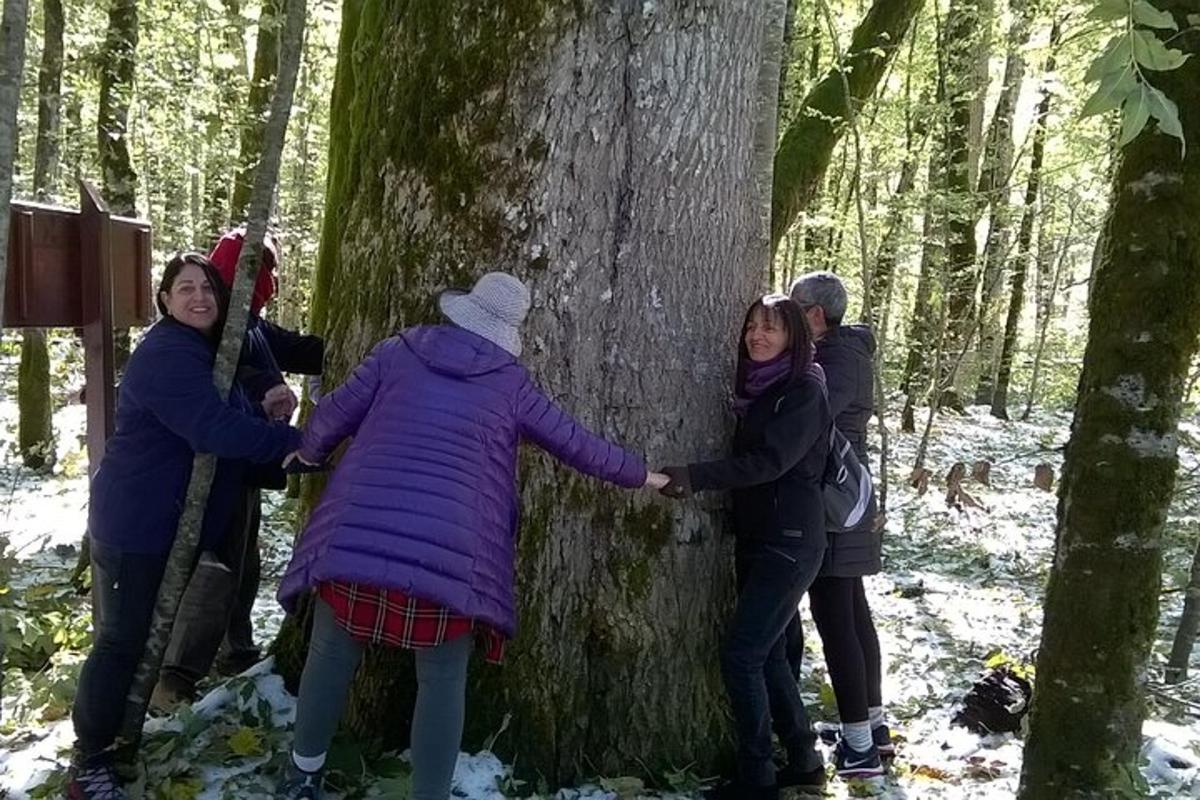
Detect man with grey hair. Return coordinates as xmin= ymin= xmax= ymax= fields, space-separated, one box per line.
xmin=789 ymin=271 xmax=890 ymax=779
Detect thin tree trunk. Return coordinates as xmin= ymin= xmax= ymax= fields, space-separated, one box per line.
xmin=0 ymin=0 xmax=30 ymax=330
xmin=1017 ymin=6 xmax=1200 ymax=795
xmin=18 ymin=0 xmax=63 ymax=470
xmin=117 ymin=0 xmax=307 ymax=758
xmin=770 ymin=0 xmax=924 ymax=251
xmin=230 ymin=0 xmax=283 ymax=224
xmin=1022 ymin=200 xmax=1076 ymax=421
xmin=1166 ymin=535 xmax=1200 ymax=684
xmin=936 ymin=0 xmax=983 ymax=407
xmin=973 ymin=0 xmax=1032 ymax=405
xmin=991 ymin=23 xmax=1057 ymax=421
xmin=900 ymin=152 xmax=943 ymax=429
xmin=276 ymin=0 xmax=785 ymax=784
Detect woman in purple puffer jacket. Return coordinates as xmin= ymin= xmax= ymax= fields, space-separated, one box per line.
xmin=275 ymin=272 xmax=666 ymax=800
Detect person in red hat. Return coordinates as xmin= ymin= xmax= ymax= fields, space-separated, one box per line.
xmin=151 ymin=227 xmax=325 ymax=710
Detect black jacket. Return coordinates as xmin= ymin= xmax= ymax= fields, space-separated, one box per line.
xmin=238 ymin=316 xmax=325 ymax=489
xmin=688 ymin=370 xmax=831 ymax=542
xmin=816 ymin=323 xmax=881 ymax=577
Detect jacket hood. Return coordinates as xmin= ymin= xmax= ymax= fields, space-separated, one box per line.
xmin=401 ymin=324 xmax=517 ymax=377
xmin=823 ymin=323 xmax=876 ymax=358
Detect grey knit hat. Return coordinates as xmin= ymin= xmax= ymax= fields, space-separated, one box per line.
xmin=438 ymin=272 xmax=531 ymax=357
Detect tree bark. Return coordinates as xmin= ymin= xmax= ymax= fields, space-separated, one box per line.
xmin=97 ymin=0 xmax=137 ymax=216
xmin=0 ymin=0 xmax=29 ymax=330
xmin=991 ymin=22 xmax=1057 ymax=421
xmin=117 ymin=0 xmax=307 ymax=759
xmin=973 ymin=0 xmax=1033 ymax=405
xmin=275 ymin=0 xmax=785 ymax=785
xmin=229 ymin=0 xmax=283 ymax=224
xmin=1165 ymin=535 xmax=1200 ymax=684
xmin=935 ymin=0 xmax=984 ymax=402
xmin=1022 ymin=199 xmax=1076 ymax=421
xmin=770 ymin=0 xmax=924 ymax=251
xmin=18 ymin=0 xmax=63 ymax=470
xmin=1017 ymin=6 xmax=1200 ymax=796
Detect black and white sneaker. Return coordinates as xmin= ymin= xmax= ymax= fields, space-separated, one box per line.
xmin=834 ymin=740 xmax=885 ymax=779
xmin=276 ymin=759 xmax=324 ymax=799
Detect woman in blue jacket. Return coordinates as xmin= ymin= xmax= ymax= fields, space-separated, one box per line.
xmin=67 ymin=254 xmax=302 ymax=800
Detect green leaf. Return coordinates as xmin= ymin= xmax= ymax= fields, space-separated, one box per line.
xmin=227 ymin=726 xmax=264 ymax=757
xmin=1080 ymin=67 xmax=1138 ymax=117
xmin=1119 ymin=85 xmax=1151 ymax=145
xmin=1131 ymin=29 xmax=1190 ymax=70
xmin=1086 ymin=34 xmax=1133 ymax=82
xmin=1088 ymin=0 xmax=1130 ymax=22
xmin=1145 ymin=84 xmax=1187 ymax=156
xmin=1131 ymin=0 xmax=1177 ymax=29
xmin=1189 ymin=14 xmax=1200 ymax=27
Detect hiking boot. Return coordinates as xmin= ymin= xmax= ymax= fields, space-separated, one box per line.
xmin=705 ymin=779 xmax=778 ymax=800
xmin=215 ymin=646 xmax=263 ymax=676
xmin=777 ymin=762 xmax=826 ymax=793
xmin=67 ymin=763 xmax=127 ymax=800
xmin=834 ymin=740 xmax=885 ymax=779
xmin=873 ymin=723 xmax=896 ymax=758
xmin=276 ymin=759 xmax=324 ymax=799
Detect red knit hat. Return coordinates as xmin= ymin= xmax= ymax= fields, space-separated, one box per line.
xmin=208 ymin=227 xmax=279 ymax=316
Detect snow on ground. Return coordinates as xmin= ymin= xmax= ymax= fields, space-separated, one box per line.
xmin=1 ymin=357 xmax=1198 ymax=798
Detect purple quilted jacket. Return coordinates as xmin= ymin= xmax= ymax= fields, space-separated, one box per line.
xmin=277 ymin=324 xmax=647 ymax=636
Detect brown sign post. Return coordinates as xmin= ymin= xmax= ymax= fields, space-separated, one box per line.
xmin=3 ymin=180 xmax=152 ymax=474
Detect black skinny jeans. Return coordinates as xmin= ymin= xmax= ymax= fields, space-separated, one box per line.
xmin=72 ymin=539 xmax=169 ymax=764
xmin=787 ymin=575 xmax=882 ymax=725
xmin=722 ymin=532 xmax=826 ymax=787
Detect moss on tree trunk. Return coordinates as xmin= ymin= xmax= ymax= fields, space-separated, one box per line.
xmin=276 ymin=0 xmax=785 ymax=786
xmin=1017 ymin=7 xmax=1200 ymax=797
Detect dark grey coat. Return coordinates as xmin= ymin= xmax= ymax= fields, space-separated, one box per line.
xmin=818 ymin=324 xmax=882 ymax=577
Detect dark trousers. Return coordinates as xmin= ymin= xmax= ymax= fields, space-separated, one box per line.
xmin=159 ymin=487 xmax=261 ymax=692
xmin=722 ymin=533 xmax=826 ymax=787
xmin=72 ymin=540 xmax=169 ymax=764
xmin=797 ymin=575 xmax=882 ymax=724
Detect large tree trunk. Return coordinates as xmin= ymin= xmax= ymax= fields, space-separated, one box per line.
xmin=769 ymin=0 xmax=923 ymax=251
xmin=1017 ymin=7 xmax=1200 ymax=796
xmin=991 ymin=23 xmax=1057 ymax=421
xmin=1165 ymin=535 xmax=1200 ymax=684
xmin=276 ymin=0 xmax=785 ymax=785
xmin=200 ymin=0 xmax=247 ymax=244
xmin=973 ymin=0 xmax=1032 ymax=405
xmin=0 ymin=0 xmax=29 ymax=330
xmin=229 ymin=0 xmax=283 ymax=224
xmin=18 ymin=0 xmax=63 ymax=471
xmin=117 ymin=0 xmax=307 ymax=759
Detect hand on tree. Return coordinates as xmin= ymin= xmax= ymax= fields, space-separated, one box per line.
xmin=282 ymin=450 xmax=320 ymax=469
xmin=658 ymin=466 xmax=692 ymax=499
xmin=262 ymin=383 xmax=299 ymax=420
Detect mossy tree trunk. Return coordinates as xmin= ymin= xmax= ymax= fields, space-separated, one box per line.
xmin=769 ymin=0 xmax=924 ymax=252
xmin=935 ymin=0 xmax=984 ymax=406
xmin=1017 ymin=7 xmax=1200 ymax=797
xmin=229 ymin=0 xmax=282 ymax=225
xmin=0 ymin=0 xmax=29 ymax=329
xmin=991 ymin=23 xmax=1056 ymax=421
xmin=97 ymin=0 xmax=137 ymax=370
xmin=18 ymin=0 xmax=62 ymax=471
xmin=973 ymin=0 xmax=1032 ymax=406
xmin=275 ymin=0 xmax=786 ymax=786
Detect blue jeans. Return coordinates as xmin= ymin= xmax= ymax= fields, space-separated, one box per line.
xmin=72 ymin=539 xmax=169 ymax=764
xmin=723 ymin=532 xmax=826 ymax=786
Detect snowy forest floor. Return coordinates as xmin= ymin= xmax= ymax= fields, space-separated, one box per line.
xmin=1 ymin=370 xmax=1199 ymax=798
